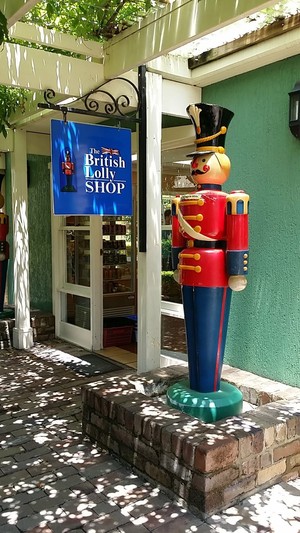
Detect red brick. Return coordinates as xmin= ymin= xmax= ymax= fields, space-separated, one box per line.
xmin=173 ymin=477 xmax=190 ymax=500
xmin=142 ymin=404 xmax=178 ymax=444
xmin=113 ymin=393 xmax=144 ymax=426
xmin=101 ymin=434 xmax=119 ymax=454
xmin=101 ymin=390 xmax=142 ymax=419
xmin=257 ymin=391 xmax=272 ymax=405
xmin=273 ymin=439 xmax=300 ymax=461
xmin=135 ymin=438 xmax=159 ymax=465
xmin=260 ymin=451 xmax=273 ymax=469
xmin=160 ymin=414 xmax=193 ymax=453
xmin=194 ymin=435 xmax=238 ymax=473
xmin=216 ymin=414 xmax=265 ymax=458
xmin=182 ymin=427 xmax=230 ymax=468
xmin=188 ymin=487 xmax=224 ymax=515
xmin=110 ymin=392 xmax=144 ymax=420
xmin=111 ymin=424 xmax=134 ymax=449
xmin=160 ymin=452 xmax=192 ymax=482
xmin=90 ymin=412 xmax=110 ymax=433
xmin=276 ymin=422 xmax=287 ymax=443
xmin=191 ymin=467 xmax=238 ymax=492
xmin=126 ymin=398 xmax=168 ymax=435
xmin=119 ymin=443 xmax=146 ymax=472
xmin=223 ymin=475 xmax=256 ymax=505
xmin=82 ymin=405 xmax=91 ymax=423
xmin=145 ymin=461 xmax=172 ymax=489
xmin=241 ymin=456 xmax=258 ymax=476
xmin=83 ymin=422 xmax=103 ymax=445
xmin=171 ymin=419 xmax=205 ymax=458
xmin=287 ymin=416 xmax=297 ymax=439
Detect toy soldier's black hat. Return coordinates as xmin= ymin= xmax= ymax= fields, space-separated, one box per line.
xmin=186 ymin=103 xmax=234 ymax=156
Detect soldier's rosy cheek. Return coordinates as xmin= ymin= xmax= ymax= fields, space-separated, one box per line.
xmin=203 ymin=165 xmax=210 ymax=172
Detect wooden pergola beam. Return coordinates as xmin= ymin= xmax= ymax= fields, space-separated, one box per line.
xmin=0 ymin=0 xmax=40 ymax=27
xmin=103 ymin=0 xmax=276 ymax=78
xmin=0 ymin=42 xmax=104 ymax=93
xmin=9 ymin=22 xmax=104 ymax=61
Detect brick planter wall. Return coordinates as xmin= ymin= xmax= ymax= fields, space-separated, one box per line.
xmin=82 ymin=365 xmax=300 ymax=518
xmin=0 ymin=311 xmax=55 ymax=348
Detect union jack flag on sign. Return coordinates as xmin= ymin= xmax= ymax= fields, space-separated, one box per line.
xmin=102 ymin=147 xmax=120 ymax=155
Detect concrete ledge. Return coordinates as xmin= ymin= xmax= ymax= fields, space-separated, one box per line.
xmin=81 ymin=365 xmax=300 ymax=518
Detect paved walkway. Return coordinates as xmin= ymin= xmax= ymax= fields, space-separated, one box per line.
xmin=0 ymin=340 xmax=299 ymax=533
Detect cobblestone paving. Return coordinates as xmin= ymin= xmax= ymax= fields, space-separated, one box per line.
xmin=0 ymin=340 xmax=299 ymax=533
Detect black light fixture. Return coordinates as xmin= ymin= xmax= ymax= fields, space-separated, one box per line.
xmin=289 ymin=81 xmax=300 ymax=138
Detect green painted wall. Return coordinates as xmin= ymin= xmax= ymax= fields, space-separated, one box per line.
xmin=203 ymin=55 xmax=300 ymax=388
xmin=5 ymin=153 xmax=13 ymax=305
xmin=27 ymin=154 xmax=52 ymax=312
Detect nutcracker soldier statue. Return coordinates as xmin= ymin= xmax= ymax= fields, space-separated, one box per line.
xmin=167 ymin=103 xmax=249 ymax=422
xmin=61 ymin=148 xmax=77 ymax=192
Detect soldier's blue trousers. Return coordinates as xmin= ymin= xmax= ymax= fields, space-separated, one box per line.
xmin=182 ymin=285 xmax=232 ymax=393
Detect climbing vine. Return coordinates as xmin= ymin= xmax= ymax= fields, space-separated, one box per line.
xmin=0 ymin=86 xmax=28 ymax=138
xmin=0 ymin=9 xmax=8 ymax=46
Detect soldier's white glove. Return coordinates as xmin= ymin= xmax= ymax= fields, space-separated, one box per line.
xmin=228 ymin=275 xmax=247 ymax=292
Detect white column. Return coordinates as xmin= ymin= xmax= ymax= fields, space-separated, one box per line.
xmin=11 ymin=129 xmax=33 ymax=349
xmin=137 ymin=71 xmax=162 ymax=373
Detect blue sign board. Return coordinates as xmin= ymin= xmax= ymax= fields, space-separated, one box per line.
xmin=51 ymin=120 xmax=132 ymax=215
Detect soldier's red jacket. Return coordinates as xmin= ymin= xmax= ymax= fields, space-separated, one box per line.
xmin=171 ymin=188 xmax=249 ymax=287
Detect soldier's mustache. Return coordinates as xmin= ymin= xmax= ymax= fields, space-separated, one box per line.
xmin=192 ymin=169 xmax=205 ymax=175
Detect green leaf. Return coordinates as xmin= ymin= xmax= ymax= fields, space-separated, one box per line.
xmin=0 ymin=10 xmax=8 ymax=46
xmin=46 ymin=1 xmax=55 ymax=18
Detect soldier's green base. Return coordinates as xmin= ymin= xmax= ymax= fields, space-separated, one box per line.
xmin=166 ymin=380 xmax=243 ymax=422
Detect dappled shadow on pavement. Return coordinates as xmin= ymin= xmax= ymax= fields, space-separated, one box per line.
xmin=0 ymin=341 xmax=204 ymax=532
xmin=0 ymin=340 xmax=299 ymax=532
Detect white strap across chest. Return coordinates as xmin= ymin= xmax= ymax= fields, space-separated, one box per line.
xmin=177 ymin=204 xmax=217 ymax=242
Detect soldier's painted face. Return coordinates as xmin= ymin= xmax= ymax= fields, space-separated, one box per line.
xmin=191 ymin=153 xmax=231 ymax=186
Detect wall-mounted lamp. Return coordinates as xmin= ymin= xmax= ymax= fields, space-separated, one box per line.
xmin=289 ymin=81 xmax=300 ymax=138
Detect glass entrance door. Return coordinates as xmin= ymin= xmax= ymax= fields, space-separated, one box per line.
xmin=52 ymin=215 xmax=102 ymax=350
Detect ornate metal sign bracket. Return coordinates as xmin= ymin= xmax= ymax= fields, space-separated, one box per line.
xmin=38 ymin=76 xmax=141 ymax=124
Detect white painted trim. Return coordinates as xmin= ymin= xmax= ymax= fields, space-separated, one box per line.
xmin=137 ymin=71 xmax=162 ymax=373
xmin=191 ymin=26 xmax=300 ymax=87
xmin=58 ymin=284 xmax=91 ymax=298
xmin=161 ymin=300 xmax=184 ymax=319
xmin=9 ymin=22 xmax=104 ymax=60
xmin=90 ymin=215 xmax=102 ymax=351
xmin=0 ymin=43 xmax=104 ymax=94
xmin=59 ymin=321 xmax=92 ymax=350
xmin=162 ymin=80 xmax=201 ymax=117
xmin=10 ymin=129 xmax=33 ymax=348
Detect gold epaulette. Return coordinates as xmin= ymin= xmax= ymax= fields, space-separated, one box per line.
xmin=226 ymin=191 xmax=249 ymax=215
xmin=172 ymin=196 xmax=181 ymax=214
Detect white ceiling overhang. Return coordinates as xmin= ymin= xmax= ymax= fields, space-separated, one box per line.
xmin=0 ymin=0 xmax=281 ymax=136
xmin=102 ymin=0 xmax=276 ymax=78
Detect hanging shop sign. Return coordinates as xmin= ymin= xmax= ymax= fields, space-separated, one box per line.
xmin=51 ymin=120 xmax=132 ymax=215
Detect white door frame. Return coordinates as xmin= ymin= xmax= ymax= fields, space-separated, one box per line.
xmin=51 ymin=213 xmax=102 ymax=351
